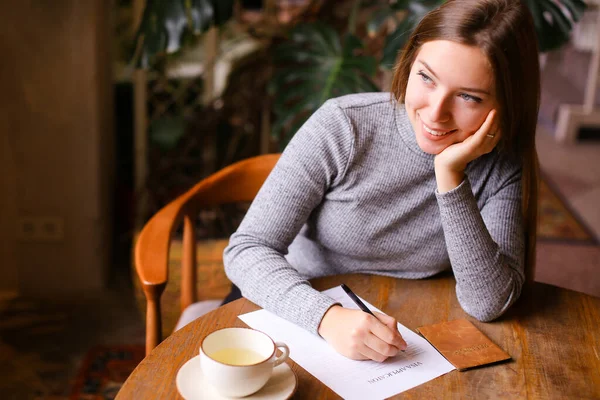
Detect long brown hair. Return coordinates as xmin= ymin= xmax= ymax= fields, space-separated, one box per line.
xmin=391 ymin=0 xmax=540 ymax=283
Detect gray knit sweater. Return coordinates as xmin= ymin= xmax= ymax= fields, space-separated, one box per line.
xmin=224 ymin=92 xmax=524 ymax=335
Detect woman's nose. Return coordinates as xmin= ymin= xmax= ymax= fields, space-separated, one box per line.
xmin=428 ymin=93 xmax=451 ymax=123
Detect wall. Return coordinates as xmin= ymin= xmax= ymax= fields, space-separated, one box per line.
xmin=0 ymin=0 xmax=114 ymax=296
xmin=0 ymin=117 xmax=18 ymax=295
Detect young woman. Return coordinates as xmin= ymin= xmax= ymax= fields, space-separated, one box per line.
xmin=224 ymin=0 xmax=540 ymax=362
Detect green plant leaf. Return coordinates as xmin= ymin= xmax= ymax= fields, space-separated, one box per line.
xmin=376 ymin=0 xmax=442 ymax=70
xmin=270 ymin=23 xmax=378 ymax=147
xmin=367 ymin=7 xmax=394 ymax=37
xmin=557 ymin=0 xmax=586 ymax=22
xmin=210 ymin=0 xmax=235 ymax=26
xmin=188 ymin=0 xmax=214 ymax=33
xmin=406 ymin=0 xmax=441 ymax=16
xmin=149 ymin=116 xmax=187 ymax=151
xmin=303 ymin=22 xmax=343 ymax=55
xmin=344 ymin=56 xmax=378 ymax=77
xmin=272 ymin=93 xmax=321 ymax=137
xmin=288 ymin=24 xmax=335 ymax=55
xmin=523 ymin=0 xmax=587 ymax=52
xmin=132 ymin=0 xmax=235 ymax=68
xmin=133 ymin=0 xmax=168 ymax=68
xmin=269 ymin=67 xmax=325 ymax=95
xmin=381 ymin=15 xmax=418 ymax=69
xmin=164 ymin=0 xmax=188 ymax=53
xmin=390 ymin=0 xmax=414 ymax=11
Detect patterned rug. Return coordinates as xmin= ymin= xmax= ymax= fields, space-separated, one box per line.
xmin=538 ymin=177 xmax=596 ymax=243
xmin=0 ymin=297 xmax=72 ymax=399
xmin=69 ymin=346 xmax=145 ymax=400
xmin=0 ymin=293 xmax=145 ymax=400
xmin=0 ymin=176 xmax=594 ymax=400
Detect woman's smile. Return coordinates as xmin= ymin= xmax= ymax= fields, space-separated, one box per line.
xmin=419 ymin=114 xmax=457 ymax=138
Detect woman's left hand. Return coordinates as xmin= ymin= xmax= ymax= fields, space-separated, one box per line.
xmin=434 ymin=109 xmax=501 ymax=193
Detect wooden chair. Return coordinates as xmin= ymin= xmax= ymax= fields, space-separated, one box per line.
xmin=135 ymin=153 xmax=281 ymax=355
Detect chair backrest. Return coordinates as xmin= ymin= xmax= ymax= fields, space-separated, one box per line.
xmin=135 ymin=153 xmax=281 ymax=354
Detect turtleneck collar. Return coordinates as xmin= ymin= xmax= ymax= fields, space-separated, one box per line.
xmin=393 ymin=99 xmax=436 ymax=162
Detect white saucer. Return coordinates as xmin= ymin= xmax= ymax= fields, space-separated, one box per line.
xmin=176 ymin=356 xmax=298 ymax=400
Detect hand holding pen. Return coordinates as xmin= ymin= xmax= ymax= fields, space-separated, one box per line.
xmin=317 ymin=284 xmax=407 ymax=362
xmin=341 ymin=284 xmax=405 ymax=354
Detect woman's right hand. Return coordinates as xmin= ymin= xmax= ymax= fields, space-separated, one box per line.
xmin=317 ymin=305 xmax=407 ymax=362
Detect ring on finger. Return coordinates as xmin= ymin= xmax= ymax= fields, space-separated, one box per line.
xmin=486 ymin=133 xmax=495 ymax=138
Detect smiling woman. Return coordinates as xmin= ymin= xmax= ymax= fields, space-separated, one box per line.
xmin=391 ymin=0 xmax=540 ymax=277
xmin=223 ymin=0 xmax=541 ymax=364
xmin=403 ymin=41 xmax=498 ymax=156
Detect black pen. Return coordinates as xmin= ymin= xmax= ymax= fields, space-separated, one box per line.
xmin=341 ymin=283 xmax=406 ymax=352
xmin=341 ymin=284 xmax=377 ymax=318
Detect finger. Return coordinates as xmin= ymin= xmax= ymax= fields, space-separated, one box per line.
xmin=355 ymin=333 xmax=396 ymax=362
xmin=470 ymin=110 xmax=500 ymax=155
xmin=347 ymin=350 xmax=369 ymax=361
xmin=479 ymin=109 xmax=497 ymax=138
xmin=358 ymin=343 xmax=388 ymax=363
xmin=351 ymin=314 xmax=398 ymax=361
xmin=487 ymin=128 xmax=502 ymax=150
xmin=365 ymin=334 xmax=400 ymax=357
xmin=484 ymin=116 xmax=502 ymax=153
xmin=373 ymin=313 xmax=407 ymax=350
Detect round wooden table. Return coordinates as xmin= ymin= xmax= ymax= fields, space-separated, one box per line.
xmin=117 ymin=273 xmax=600 ymax=399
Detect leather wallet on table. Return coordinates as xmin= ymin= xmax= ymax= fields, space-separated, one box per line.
xmin=416 ymin=319 xmax=511 ymax=371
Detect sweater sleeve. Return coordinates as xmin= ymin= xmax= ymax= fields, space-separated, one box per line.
xmin=223 ymin=100 xmax=354 ymax=335
xmin=435 ymin=156 xmax=525 ymax=321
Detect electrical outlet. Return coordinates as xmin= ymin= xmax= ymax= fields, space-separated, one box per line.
xmin=17 ymin=216 xmax=64 ymax=242
xmin=16 ymin=217 xmax=37 ymax=241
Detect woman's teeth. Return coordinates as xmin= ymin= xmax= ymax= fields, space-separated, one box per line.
xmin=423 ymin=124 xmax=454 ymax=136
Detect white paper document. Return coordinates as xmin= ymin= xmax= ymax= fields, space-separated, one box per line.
xmin=239 ymin=285 xmax=455 ymax=399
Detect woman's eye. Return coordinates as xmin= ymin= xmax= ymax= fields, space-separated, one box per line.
xmin=417 ymin=71 xmax=433 ymax=83
xmin=459 ymin=93 xmax=483 ymax=103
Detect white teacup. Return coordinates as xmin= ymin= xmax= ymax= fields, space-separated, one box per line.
xmin=199 ymin=327 xmax=290 ymax=398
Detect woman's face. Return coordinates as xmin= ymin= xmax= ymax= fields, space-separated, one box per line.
xmin=404 ymin=40 xmax=499 ymax=155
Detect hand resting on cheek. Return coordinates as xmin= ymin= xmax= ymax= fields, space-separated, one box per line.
xmin=434 ymin=109 xmax=502 ymax=193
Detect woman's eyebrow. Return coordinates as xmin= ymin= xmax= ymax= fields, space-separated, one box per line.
xmin=417 ymin=60 xmax=491 ymax=95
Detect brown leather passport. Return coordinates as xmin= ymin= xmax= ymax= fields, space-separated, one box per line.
xmin=417 ymin=319 xmax=511 ymax=371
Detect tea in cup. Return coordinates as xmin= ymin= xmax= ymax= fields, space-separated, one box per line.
xmin=199 ymin=327 xmax=290 ymax=397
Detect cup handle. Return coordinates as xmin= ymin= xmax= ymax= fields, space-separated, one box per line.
xmin=272 ymin=342 xmax=289 ymax=367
